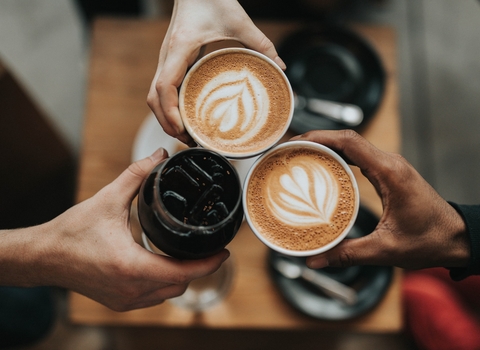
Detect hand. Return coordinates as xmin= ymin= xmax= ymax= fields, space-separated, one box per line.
xmin=147 ymin=0 xmax=286 ymax=145
xmin=291 ymin=130 xmax=470 ymax=270
xmin=17 ymin=148 xmax=229 ymax=311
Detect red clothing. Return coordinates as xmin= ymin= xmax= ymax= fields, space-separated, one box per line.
xmin=403 ymin=268 xmax=480 ymax=350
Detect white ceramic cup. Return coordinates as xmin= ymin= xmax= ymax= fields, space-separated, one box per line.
xmin=243 ymin=140 xmax=360 ymax=257
xmin=179 ymin=48 xmax=294 ymax=159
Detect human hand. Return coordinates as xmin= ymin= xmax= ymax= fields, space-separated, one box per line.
xmin=147 ymin=0 xmax=286 ymax=145
xmin=290 ymin=130 xmax=470 ymax=270
xmin=36 ymin=148 xmax=229 ymax=311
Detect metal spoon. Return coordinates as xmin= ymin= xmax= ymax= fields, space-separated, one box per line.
xmin=294 ymin=94 xmax=364 ymax=127
xmin=272 ymin=257 xmax=358 ymax=305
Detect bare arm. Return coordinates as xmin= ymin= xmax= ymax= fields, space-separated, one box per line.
xmin=0 ymin=148 xmax=229 ymax=311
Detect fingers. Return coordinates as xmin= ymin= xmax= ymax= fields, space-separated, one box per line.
xmin=226 ymin=1 xmax=285 ymax=69
xmin=107 ymin=283 xmax=189 ymax=312
xmin=147 ymin=44 xmax=198 ymax=146
xmin=291 ymin=130 xmax=396 ymax=184
xmin=157 ymin=83 xmax=194 ymax=145
xmin=139 ymin=249 xmax=231 ymax=285
xmin=108 ymin=148 xmax=168 ymax=204
xmin=107 ymin=248 xmax=230 ymax=311
xmin=234 ymin=18 xmax=286 ymax=70
xmin=306 ymin=234 xmax=389 ymax=269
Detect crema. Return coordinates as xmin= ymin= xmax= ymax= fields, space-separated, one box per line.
xmin=179 ymin=48 xmax=293 ymax=159
xmin=244 ymin=141 xmax=359 ymax=255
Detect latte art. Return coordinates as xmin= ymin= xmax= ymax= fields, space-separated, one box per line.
xmin=180 ymin=49 xmax=293 ymax=158
xmin=196 ymin=69 xmax=270 ymax=145
xmin=245 ymin=144 xmax=358 ymax=253
xmin=268 ymin=161 xmax=339 ymax=226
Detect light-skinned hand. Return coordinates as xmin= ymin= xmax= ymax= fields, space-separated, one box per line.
xmin=147 ymin=0 xmax=285 ymax=145
xmin=0 ymin=148 xmax=229 ymax=311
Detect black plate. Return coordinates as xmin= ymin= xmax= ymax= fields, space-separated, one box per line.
xmin=278 ymin=25 xmax=385 ymax=133
xmin=268 ymin=205 xmax=393 ymax=321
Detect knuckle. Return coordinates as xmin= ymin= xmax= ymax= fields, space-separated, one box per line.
xmin=154 ymin=79 xmax=167 ymax=94
xmin=146 ymin=90 xmax=157 ymax=108
xmin=340 ymin=129 xmax=361 ymax=143
xmin=170 ymin=271 xmax=190 ymax=285
xmin=128 ymin=160 xmax=145 ymax=176
xmin=379 ymin=152 xmax=413 ymax=183
xmin=301 ymin=130 xmax=317 ymax=140
xmin=123 ymin=287 xmax=141 ymax=300
xmin=108 ymin=255 xmax=138 ymax=284
xmin=170 ymin=284 xmax=189 ymax=298
xmin=109 ymin=302 xmax=131 ymax=313
xmin=335 ymin=249 xmax=357 ymax=268
xmin=258 ymin=36 xmax=275 ymax=53
xmin=127 ymin=160 xmax=151 ymax=181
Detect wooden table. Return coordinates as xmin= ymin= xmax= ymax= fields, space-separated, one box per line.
xmin=69 ymin=18 xmax=401 ymax=332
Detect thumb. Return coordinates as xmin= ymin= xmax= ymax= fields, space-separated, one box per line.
xmin=110 ymin=148 xmax=168 ymax=204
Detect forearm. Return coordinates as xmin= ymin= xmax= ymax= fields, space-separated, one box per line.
xmin=0 ymin=223 xmax=53 ymax=287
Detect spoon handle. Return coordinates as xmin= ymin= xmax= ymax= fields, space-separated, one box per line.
xmin=301 ymin=268 xmax=358 ymax=305
xmin=306 ymin=98 xmax=364 ymax=127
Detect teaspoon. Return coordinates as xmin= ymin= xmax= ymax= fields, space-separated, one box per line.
xmin=272 ymin=256 xmax=358 ymax=305
xmin=294 ymin=94 xmax=364 ymax=127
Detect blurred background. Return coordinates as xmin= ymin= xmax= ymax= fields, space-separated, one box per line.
xmin=0 ymin=0 xmax=479 ymax=349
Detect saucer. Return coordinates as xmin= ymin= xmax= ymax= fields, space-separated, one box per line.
xmin=278 ymin=25 xmax=385 ymax=133
xmin=131 ymin=113 xmax=258 ymax=186
xmin=268 ymin=205 xmax=393 ymax=321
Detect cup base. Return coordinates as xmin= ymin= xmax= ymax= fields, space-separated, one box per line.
xmin=141 ymin=232 xmax=235 ymax=311
xmin=169 ymin=257 xmax=234 ymax=312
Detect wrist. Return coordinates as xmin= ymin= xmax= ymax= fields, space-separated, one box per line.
xmin=447 ymin=205 xmax=470 ymax=267
xmin=447 ymin=202 xmax=480 ymax=280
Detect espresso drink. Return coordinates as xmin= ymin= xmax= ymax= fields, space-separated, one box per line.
xmin=138 ymin=148 xmax=243 ymax=259
xmin=179 ymin=48 xmax=293 ymax=158
xmin=245 ymin=142 xmax=358 ymax=253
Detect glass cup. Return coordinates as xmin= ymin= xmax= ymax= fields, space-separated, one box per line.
xmin=142 ymin=233 xmax=235 ymax=311
xmin=137 ymin=148 xmax=243 ymax=311
xmin=138 ymin=148 xmax=244 ymax=260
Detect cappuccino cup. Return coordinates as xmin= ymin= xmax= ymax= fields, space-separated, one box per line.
xmin=179 ymin=48 xmax=294 ymax=159
xmin=243 ymin=141 xmax=359 ymax=256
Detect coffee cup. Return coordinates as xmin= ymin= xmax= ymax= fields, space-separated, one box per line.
xmin=243 ymin=140 xmax=359 ymax=256
xmin=179 ymin=48 xmax=294 ymax=159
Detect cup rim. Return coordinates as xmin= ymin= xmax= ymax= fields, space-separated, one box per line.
xmin=153 ymin=147 xmax=243 ymax=231
xmin=179 ymin=47 xmax=294 ymax=159
xmin=242 ymin=140 xmax=360 ymax=257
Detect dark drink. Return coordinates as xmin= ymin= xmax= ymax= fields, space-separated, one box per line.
xmin=138 ymin=148 xmax=243 ymax=259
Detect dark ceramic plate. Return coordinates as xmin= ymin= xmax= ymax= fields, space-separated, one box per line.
xmin=278 ymin=25 xmax=385 ymax=133
xmin=268 ymin=205 xmax=393 ymax=321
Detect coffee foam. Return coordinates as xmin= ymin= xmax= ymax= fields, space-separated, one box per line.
xmin=247 ymin=147 xmax=356 ymax=251
xmin=182 ymin=52 xmax=291 ymax=156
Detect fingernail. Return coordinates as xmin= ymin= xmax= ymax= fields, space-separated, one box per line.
xmin=274 ymin=56 xmax=287 ymax=70
xmin=150 ymin=148 xmax=167 ymax=163
xmin=307 ymin=256 xmax=329 ymax=269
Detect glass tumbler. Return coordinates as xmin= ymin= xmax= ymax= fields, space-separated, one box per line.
xmin=138 ymin=148 xmax=243 ymax=259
